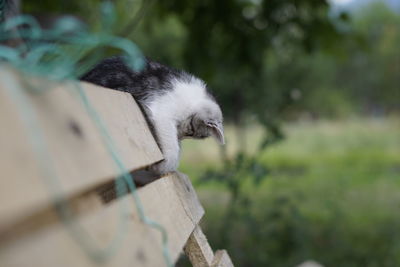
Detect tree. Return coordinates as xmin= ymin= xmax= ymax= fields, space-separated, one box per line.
xmin=147 ymin=1 xmax=346 ymax=131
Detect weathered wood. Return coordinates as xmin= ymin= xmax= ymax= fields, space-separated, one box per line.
xmin=211 ymin=250 xmax=234 ymax=267
xmin=0 ymin=68 xmax=163 ymax=230
xmin=184 ymin=225 xmax=235 ymax=267
xmin=0 ymin=173 xmax=204 ymax=267
xmin=172 ymin=172 xmax=204 ymax=224
xmin=184 ymin=225 xmax=214 ymax=267
xmin=0 ymin=68 xmax=234 ymax=267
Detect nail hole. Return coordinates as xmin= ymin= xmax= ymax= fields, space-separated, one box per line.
xmin=69 ymin=120 xmax=83 ymax=138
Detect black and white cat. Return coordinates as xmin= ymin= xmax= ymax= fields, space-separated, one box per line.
xmin=81 ymin=56 xmax=224 ymax=175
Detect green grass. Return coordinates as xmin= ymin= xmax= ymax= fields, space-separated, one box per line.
xmin=179 ymin=117 xmax=400 ymax=267
xmin=181 ymin=117 xmax=400 ymax=182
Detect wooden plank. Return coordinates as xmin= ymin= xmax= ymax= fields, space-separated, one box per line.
xmin=184 ymin=225 xmax=214 ymax=267
xmin=0 ymin=68 xmax=163 ymax=230
xmin=211 ymin=250 xmax=234 ymax=267
xmin=0 ymin=173 xmax=204 ymax=267
xmin=171 ymin=172 xmax=204 ymax=224
xmin=184 ymin=225 xmax=235 ymax=267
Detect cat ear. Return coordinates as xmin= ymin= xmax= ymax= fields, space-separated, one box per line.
xmin=206 ymin=122 xmax=225 ymax=145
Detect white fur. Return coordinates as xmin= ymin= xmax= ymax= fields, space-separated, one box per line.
xmin=146 ymin=77 xmax=220 ymax=174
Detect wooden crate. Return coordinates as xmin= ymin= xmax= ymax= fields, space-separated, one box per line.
xmin=0 ymin=67 xmax=233 ymax=267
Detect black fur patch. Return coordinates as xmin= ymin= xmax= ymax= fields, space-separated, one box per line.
xmin=80 ymin=56 xmax=193 ymax=103
xmin=80 ymin=56 xmax=216 ymax=151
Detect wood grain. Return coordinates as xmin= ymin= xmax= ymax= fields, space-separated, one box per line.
xmin=0 ymin=68 xmax=163 ymax=230
xmin=211 ymin=250 xmax=234 ymax=267
xmin=184 ymin=225 xmax=214 ymax=267
xmin=0 ymin=173 xmax=204 ymax=267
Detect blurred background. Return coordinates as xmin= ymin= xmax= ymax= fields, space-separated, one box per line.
xmin=14 ymin=0 xmax=400 ymax=266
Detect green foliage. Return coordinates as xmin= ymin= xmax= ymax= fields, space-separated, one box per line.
xmin=19 ymin=1 xmax=399 ymax=123
xmin=147 ymin=0 xmax=346 ymax=128
xmin=257 ymin=2 xmax=400 ymax=119
xmin=187 ymin=118 xmax=400 ymax=267
xmin=13 ymin=3 xmax=400 ymax=265
xmin=341 ymin=3 xmax=400 ymax=112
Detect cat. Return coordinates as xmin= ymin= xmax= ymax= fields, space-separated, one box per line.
xmin=81 ymin=56 xmax=224 ymax=175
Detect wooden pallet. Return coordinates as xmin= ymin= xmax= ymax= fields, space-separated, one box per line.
xmin=0 ymin=67 xmax=233 ymax=267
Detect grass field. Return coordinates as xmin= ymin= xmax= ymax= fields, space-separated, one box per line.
xmin=179 ymin=117 xmax=400 ymax=267
xmin=181 ymin=116 xmax=400 ymax=182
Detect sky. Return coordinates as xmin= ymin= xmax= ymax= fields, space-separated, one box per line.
xmin=330 ymin=0 xmax=400 ymax=12
xmin=331 ymin=0 xmax=400 ymax=7
xmin=332 ymin=0 xmax=354 ymax=4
